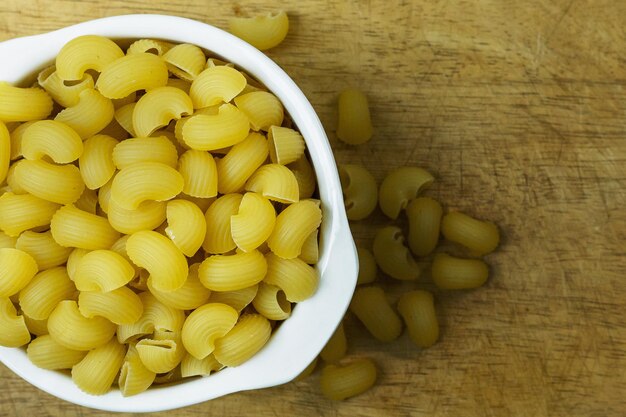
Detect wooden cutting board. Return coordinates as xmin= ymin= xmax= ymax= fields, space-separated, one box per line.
xmin=1 ymin=1 xmax=625 ymax=416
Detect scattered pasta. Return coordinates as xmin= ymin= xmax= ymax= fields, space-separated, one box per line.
xmin=228 ymin=11 xmax=290 ymax=51
xmin=336 ymin=89 xmax=373 ymax=145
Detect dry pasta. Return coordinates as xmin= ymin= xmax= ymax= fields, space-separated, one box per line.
xmin=78 ymin=287 xmax=143 ymax=325
xmin=48 ymin=300 xmax=117 ymax=351
xmin=379 ymin=167 xmax=434 ymax=220
xmin=181 ymin=303 xmax=238 ymax=359
xmin=21 ymin=120 xmax=83 ymax=164
xmin=37 ymin=66 xmax=94 ymax=108
xmin=50 ymin=204 xmax=120 ymax=250
xmin=162 ymin=43 xmax=206 ymax=81
xmin=182 ymin=103 xmax=250 ymax=150
xmin=267 ymin=199 xmax=322 ymax=259
xmin=267 ymin=125 xmax=304 ymax=165
xmin=372 ymin=226 xmax=420 ymax=281
xmin=22 ymin=314 xmax=48 ymax=337
xmin=164 ymin=199 xmax=206 ymax=256
xmin=320 ymin=359 xmax=377 ymax=401
xmin=397 ymin=290 xmax=439 ymax=348
xmin=0 ymin=248 xmax=38 ymax=297
xmin=431 ymin=253 xmax=489 ymax=290
xmin=350 ymin=286 xmax=402 ymax=342
xmin=406 ymin=197 xmax=443 ymax=257
xmin=198 ymin=250 xmax=267 ymax=291
xmin=287 ymin=155 xmax=316 ymax=199
xmin=54 ymin=88 xmax=115 ymax=139
xmin=180 ymin=352 xmax=222 ymax=378
xmin=441 ymin=211 xmax=500 ymax=255
xmin=15 ymin=230 xmax=72 ymax=270
xmin=107 ymin=199 xmax=167 ymax=235
xmin=231 ymin=192 xmax=276 ymax=252
xmin=136 ymin=330 xmax=185 ymax=373
xmin=0 ymin=192 xmax=60 ymax=237
xmin=339 ymin=164 xmax=377 ymax=221
xmin=0 ymin=297 xmax=31 ymax=347
xmin=117 ymin=292 xmax=185 ymax=344
xmin=189 ymin=66 xmax=247 ymax=109
xmin=8 ymin=121 xmax=35 ymax=160
xmin=127 ymin=38 xmax=169 ymax=56
xmin=320 ymin=322 xmax=347 ymax=364
xmin=356 ymin=246 xmax=377 ymax=285
xmin=79 ymin=134 xmax=118 ymax=190
xmin=213 ymin=314 xmax=271 ymax=367
xmin=55 ymin=35 xmax=124 ymax=81
xmin=216 ymin=132 xmax=268 ymax=194
xmin=118 ymin=344 xmax=156 ymax=397
xmin=27 ymin=335 xmax=87 ymax=370
xmin=13 ymin=159 xmax=84 ymax=205
xmin=202 ymin=193 xmax=243 ymax=254
xmin=264 ymin=253 xmax=319 ymax=302
xmin=0 ymin=82 xmax=53 ymax=122
xmin=73 ymin=250 xmax=135 ymax=292
xmin=299 ymin=230 xmax=319 ymax=264
xmin=336 ymin=88 xmax=373 ymax=145
xmin=114 ymin=103 xmax=137 ymax=137
xmin=228 ymin=11 xmax=289 ymax=51
xmin=208 ymin=284 xmax=258 ymax=312
xmin=96 ymin=52 xmax=169 ymax=99
xmin=178 ymin=149 xmax=218 ymax=198
xmin=148 ymin=263 xmax=210 ymax=310
xmin=132 ymin=86 xmax=193 ymax=137
xmin=18 ymin=267 xmax=76 ymax=320
xmin=234 ymin=91 xmax=284 ymax=131
xmin=112 ymin=136 xmax=178 ymax=169
xmin=71 ymin=338 xmax=126 ymax=395
xmin=0 ymin=231 xmax=17 ymax=249
xmin=252 ymin=282 xmax=291 ymax=320
xmin=245 ymin=163 xmax=299 ymax=204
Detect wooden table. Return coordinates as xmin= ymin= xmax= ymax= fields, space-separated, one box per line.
xmin=1 ymin=1 xmax=625 ymax=416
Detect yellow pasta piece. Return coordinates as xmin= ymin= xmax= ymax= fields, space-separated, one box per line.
xmin=431 ymin=253 xmax=489 ymax=290
xmin=0 ymin=297 xmax=31 ymax=347
xmin=0 ymin=231 xmax=17 ymax=248
xmin=339 ymin=164 xmax=377 ymax=221
xmin=164 ymin=199 xmax=206 ymax=256
xmin=136 ymin=330 xmax=185 ymax=373
xmin=117 ymin=292 xmax=185 ymax=343
xmin=180 ymin=352 xmax=222 ymax=377
xmin=18 ymin=267 xmax=76 ymax=320
xmin=37 ymin=65 xmax=95 ymax=108
xmin=320 ymin=359 xmax=377 ymax=401
xmin=267 ymin=126 xmax=305 ymax=166
xmin=406 ymin=197 xmax=443 ymax=257
xmin=252 ymin=282 xmax=291 ymax=320
xmin=78 ymin=286 xmax=142 ymax=325
xmin=397 ymin=290 xmax=439 ymax=348
xmin=231 ymin=192 xmax=276 ymax=252
xmin=96 ymin=52 xmax=169 ymax=99
xmin=133 ymin=87 xmax=193 ymax=137
xmin=119 ymin=344 xmax=156 ymax=397
xmin=107 ymin=199 xmax=167 ymax=234
xmin=379 ymin=167 xmax=434 ymax=220
xmin=441 ymin=211 xmax=500 ymax=256
xmin=213 ymin=314 xmax=271 ymax=367
xmin=126 ymin=231 xmax=188 ymax=292
xmin=216 ymin=132 xmax=268 ymax=194
xmin=264 ymin=253 xmax=318 ymax=302
xmin=177 ymin=150 xmax=217 ymax=198
xmin=73 ymin=250 xmax=135 ymax=292
xmin=336 ymin=88 xmax=373 ymax=145
xmin=320 ymin=322 xmax=347 ymax=364
xmin=74 ymin=187 xmax=98 ymax=214
xmin=110 ymin=162 xmax=184 ymax=210
xmin=287 ymin=155 xmax=316 ymax=199
xmin=349 ymin=286 xmax=402 ymax=342
xmin=182 ymin=103 xmax=250 ymax=150
xmin=372 ymin=226 xmax=420 ymax=281
xmin=13 ymin=159 xmax=84 ymax=205
xmin=356 ymin=247 xmax=377 ymax=285
xmin=163 ymin=43 xmax=206 ymax=81
xmin=208 ymin=284 xmax=258 ymax=313
xmin=127 ymin=38 xmax=170 ymax=56
xmin=228 ymin=11 xmax=289 ymax=51
xmin=0 ymin=248 xmax=38 ymax=297
xmin=50 ymin=204 xmax=120 ymax=249
xmin=148 ymin=263 xmax=210 ymax=310
xmin=0 ymin=82 xmax=53 ymax=122
xmin=23 ymin=314 xmax=48 ymax=337
xmin=199 ymin=250 xmax=267 ymax=291
xmin=9 ymin=121 xmax=35 ymax=160
xmin=112 ymin=136 xmax=178 ymax=169
xmin=234 ymin=91 xmax=284 ymax=131
xmin=5 ymin=164 xmax=25 ymax=195
xmin=48 ymin=300 xmax=116 ymax=350
xmin=182 ymin=303 xmax=238 ymax=359
xmin=21 ymin=120 xmax=83 ymax=164
xmin=55 ymin=35 xmax=124 ymax=81
xmin=71 ymin=338 xmax=126 ymax=395
xmin=27 ymin=334 xmax=87 ymax=370
xmin=202 ymin=193 xmax=243 ymax=254
xmin=66 ymin=248 xmax=89 ymax=281
xmin=14 ymin=231 xmax=70 ymax=271
xmin=79 ymin=134 xmax=118 ymax=189
xmin=189 ymin=66 xmax=247 ymax=109
xmin=299 ymin=230 xmax=319 ymax=264
xmin=245 ymin=163 xmax=299 ymax=204
xmin=267 ymin=200 xmax=322 ymax=259
xmin=114 ymin=102 xmax=137 ymax=137
xmin=0 ymin=192 xmax=60 ymax=237
xmin=54 ymin=89 xmax=115 ymax=139
xmin=0 ymin=122 xmax=9 ymax=184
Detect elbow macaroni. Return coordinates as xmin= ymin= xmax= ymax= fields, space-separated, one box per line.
xmin=228 ymin=11 xmax=289 ymax=51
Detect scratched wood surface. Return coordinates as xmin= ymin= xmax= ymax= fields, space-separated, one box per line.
xmin=1 ymin=1 xmax=625 ymax=416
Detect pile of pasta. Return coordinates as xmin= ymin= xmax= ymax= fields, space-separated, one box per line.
xmin=0 ymin=34 xmax=323 ymax=396
xmin=303 ymin=88 xmax=500 ymax=401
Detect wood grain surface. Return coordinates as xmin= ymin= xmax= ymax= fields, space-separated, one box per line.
xmin=1 ymin=1 xmax=625 ymax=416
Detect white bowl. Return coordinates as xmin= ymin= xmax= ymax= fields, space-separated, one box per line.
xmin=0 ymin=14 xmax=357 ymax=412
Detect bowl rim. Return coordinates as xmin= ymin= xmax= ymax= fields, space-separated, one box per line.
xmin=0 ymin=14 xmax=357 ymax=412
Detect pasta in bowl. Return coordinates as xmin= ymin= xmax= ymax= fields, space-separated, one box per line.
xmin=0 ymin=14 xmax=356 ymax=412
